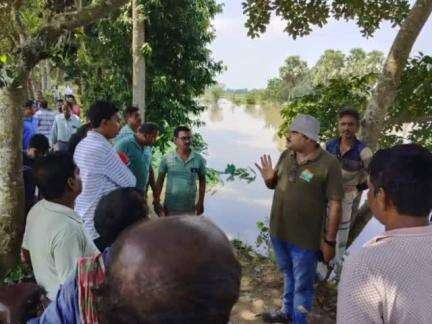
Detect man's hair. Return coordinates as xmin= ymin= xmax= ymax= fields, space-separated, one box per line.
xmin=68 ymin=123 xmax=91 ymax=156
xmin=369 ymin=144 xmax=432 ymax=218
xmin=138 ymin=122 xmax=159 ymax=135
xmin=338 ymin=107 xmax=360 ymax=123
xmin=124 ymin=106 xmax=139 ymax=119
xmin=87 ymin=100 xmax=118 ymax=128
xmin=94 ymin=187 xmax=148 ymax=248
xmin=174 ymin=126 xmax=191 ymax=138
xmin=23 ymin=100 xmax=34 ymax=109
xmin=33 ymin=152 xmax=76 ymax=200
xmin=98 ymin=217 xmax=241 ymax=324
xmin=40 ymin=100 xmax=48 ymax=109
xmin=29 ymin=134 xmax=49 ymax=154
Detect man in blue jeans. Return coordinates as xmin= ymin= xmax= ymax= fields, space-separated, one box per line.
xmin=256 ymin=114 xmax=343 ymax=323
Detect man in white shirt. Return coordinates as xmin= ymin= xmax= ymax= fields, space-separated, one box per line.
xmin=74 ymin=100 xmax=136 ymax=241
xmin=22 ymin=153 xmax=97 ymax=300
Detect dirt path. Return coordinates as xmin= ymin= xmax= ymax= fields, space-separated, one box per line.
xmin=230 ymin=247 xmax=337 ymax=323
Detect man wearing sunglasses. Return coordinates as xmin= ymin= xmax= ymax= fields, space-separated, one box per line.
xmin=155 ymin=126 xmax=206 ymax=216
xmin=255 ymin=114 xmax=343 ymax=324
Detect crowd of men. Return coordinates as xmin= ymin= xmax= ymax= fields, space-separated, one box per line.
xmin=0 ymin=96 xmax=431 ymax=324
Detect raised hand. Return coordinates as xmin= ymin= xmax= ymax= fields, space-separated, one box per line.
xmin=255 ymin=154 xmax=276 ymax=183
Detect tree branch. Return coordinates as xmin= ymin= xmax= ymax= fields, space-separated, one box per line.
xmin=12 ymin=0 xmax=129 ymax=86
xmin=359 ymin=0 xmax=432 ymax=150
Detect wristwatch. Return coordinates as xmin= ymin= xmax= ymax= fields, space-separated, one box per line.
xmin=324 ymin=238 xmax=336 ymax=247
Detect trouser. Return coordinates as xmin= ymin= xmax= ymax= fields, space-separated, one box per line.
xmin=55 ymin=141 xmax=69 ymax=152
xmin=271 ymin=236 xmax=318 ymax=324
xmin=335 ymin=190 xmax=359 ymax=263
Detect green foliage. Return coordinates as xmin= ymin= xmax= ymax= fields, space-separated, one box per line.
xmin=242 ymin=0 xmax=410 ymax=39
xmin=279 ymin=73 xmax=377 ymax=141
xmin=224 ymin=164 xmax=257 ymax=183
xmin=263 ymin=49 xmax=384 ymax=104
xmin=54 ymin=0 xmax=223 ymax=150
xmin=278 ymin=54 xmax=432 ymax=149
xmin=3 ymin=263 xmax=33 ymax=285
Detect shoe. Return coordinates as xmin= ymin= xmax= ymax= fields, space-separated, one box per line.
xmin=261 ymin=310 xmax=292 ymax=323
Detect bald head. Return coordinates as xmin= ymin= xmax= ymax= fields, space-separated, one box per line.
xmin=98 ymin=216 xmax=241 ymax=324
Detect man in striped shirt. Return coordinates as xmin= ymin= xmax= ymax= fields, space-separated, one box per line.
xmin=74 ymin=101 xmax=136 ymax=241
xmin=34 ymin=100 xmax=55 ymax=144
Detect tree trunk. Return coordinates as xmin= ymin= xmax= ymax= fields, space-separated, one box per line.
xmin=0 ymin=85 xmax=26 ymax=276
xmin=41 ymin=61 xmax=49 ymax=93
xmin=360 ymin=0 xmax=432 ymax=150
xmin=132 ymin=0 xmax=146 ymax=119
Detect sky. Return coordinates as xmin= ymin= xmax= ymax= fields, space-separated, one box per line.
xmin=209 ymin=1 xmax=432 ymax=89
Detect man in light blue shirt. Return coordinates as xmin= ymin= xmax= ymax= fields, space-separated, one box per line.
xmin=51 ymin=102 xmax=81 ymax=152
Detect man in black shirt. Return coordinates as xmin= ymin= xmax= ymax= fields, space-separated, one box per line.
xmin=23 ymin=134 xmax=50 ymax=215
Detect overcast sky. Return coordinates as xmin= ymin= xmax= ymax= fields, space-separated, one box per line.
xmin=209 ymin=1 xmax=432 ymax=89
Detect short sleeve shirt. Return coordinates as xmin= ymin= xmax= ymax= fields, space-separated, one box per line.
xmin=159 ymin=151 xmax=206 ymax=213
xmin=270 ymin=149 xmax=343 ymax=251
xmin=115 ymin=136 xmax=152 ymax=191
xmin=22 ymin=200 xmax=98 ymax=300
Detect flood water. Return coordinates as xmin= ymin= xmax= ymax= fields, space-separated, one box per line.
xmin=199 ymin=99 xmax=384 ymax=253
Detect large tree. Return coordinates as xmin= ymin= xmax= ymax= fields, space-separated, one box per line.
xmin=0 ymin=0 xmax=129 ymax=274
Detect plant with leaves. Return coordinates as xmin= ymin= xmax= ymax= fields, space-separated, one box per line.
xmin=264 ymin=49 xmax=384 ymax=103
xmin=279 ymin=54 xmax=432 ymax=150
xmin=55 ymin=0 xmax=223 ymax=151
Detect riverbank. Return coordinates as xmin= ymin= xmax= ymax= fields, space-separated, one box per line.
xmin=231 ymin=241 xmax=337 ymax=323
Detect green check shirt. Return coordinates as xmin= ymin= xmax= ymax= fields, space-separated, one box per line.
xmin=115 ymin=136 xmax=152 ymax=191
xmin=159 ymin=151 xmax=206 ymax=213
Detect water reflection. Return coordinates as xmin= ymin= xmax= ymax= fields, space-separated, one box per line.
xmin=200 ymin=99 xmax=283 ymax=249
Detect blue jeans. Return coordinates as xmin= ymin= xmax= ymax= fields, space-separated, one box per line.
xmin=271 ymin=236 xmax=318 ymax=324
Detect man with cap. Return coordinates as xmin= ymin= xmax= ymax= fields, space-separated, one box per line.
xmin=255 ymin=114 xmax=343 ymax=324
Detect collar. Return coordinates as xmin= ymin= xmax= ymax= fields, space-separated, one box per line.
xmin=290 ymin=147 xmax=322 ymax=165
xmin=365 ymin=225 xmax=432 ymax=246
xmin=175 ymin=150 xmax=195 ymax=163
xmin=40 ymin=199 xmax=82 ymax=223
xmin=337 ymin=137 xmax=361 ymax=152
xmin=122 ymin=124 xmax=134 ymax=134
xmin=87 ymin=130 xmax=110 ymax=143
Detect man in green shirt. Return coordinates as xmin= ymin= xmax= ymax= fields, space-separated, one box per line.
xmin=22 ymin=152 xmax=98 ymax=300
xmin=155 ymin=126 xmax=206 ymax=216
xmin=115 ymin=106 xmax=142 ymax=143
xmin=115 ymin=122 xmax=159 ymax=194
xmin=255 ymin=114 xmax=343 ymax=324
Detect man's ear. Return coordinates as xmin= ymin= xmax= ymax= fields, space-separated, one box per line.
xmin=67 ymin=177 xmax=79 ymax=192
xmin=376 ymin=188 xmax=390 ymax=212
